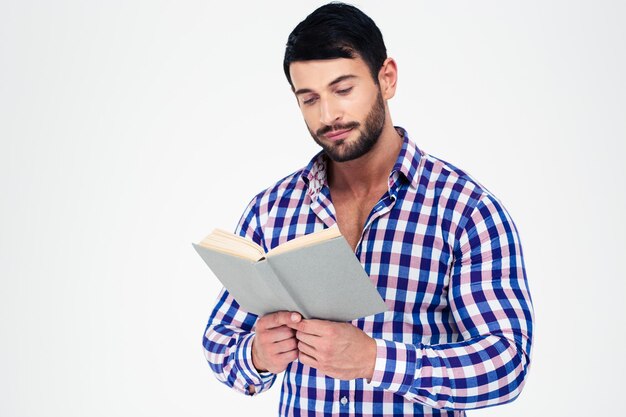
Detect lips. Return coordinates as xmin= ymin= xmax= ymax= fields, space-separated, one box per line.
xmin=324 ymin=128 xmax=353 ymax=141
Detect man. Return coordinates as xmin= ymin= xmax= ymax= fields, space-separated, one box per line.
xmin=203 ymin=3 xmax=533 ymax=416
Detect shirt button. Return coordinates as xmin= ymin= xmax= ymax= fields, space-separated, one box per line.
xmin=340 ymin=396 xmax=348 ymax=405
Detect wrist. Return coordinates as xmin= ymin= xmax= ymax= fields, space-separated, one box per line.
xmin=251 ymin=335 xmax=268 ymax=373
xmin=363 ymin=336 xmax=377 ymax=381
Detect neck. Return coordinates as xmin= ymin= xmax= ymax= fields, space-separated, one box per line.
xmin=327 ymin=121 xmax=403 ymax=197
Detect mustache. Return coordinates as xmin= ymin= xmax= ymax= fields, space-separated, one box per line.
xmin=316 ymin=121 xmax=360 ymax=137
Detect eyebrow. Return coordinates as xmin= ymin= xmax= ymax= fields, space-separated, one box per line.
xmin=294 ymin=75 xmax=357 ymax=96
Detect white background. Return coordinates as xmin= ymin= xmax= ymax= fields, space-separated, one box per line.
xmin=1 ymin=1 xmax=625 ymax=416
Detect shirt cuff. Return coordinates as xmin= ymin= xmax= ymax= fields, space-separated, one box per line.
xmin=366 ymin=338 xmax=420 ymax=396
xmin=235 ymin=332 xmax=276 ymax=395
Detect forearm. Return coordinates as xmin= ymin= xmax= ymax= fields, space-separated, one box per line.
xmin=203 ymin=289 xmax=276 ymax=396
xmin=368 ymin=332 xmax=530 ymax=409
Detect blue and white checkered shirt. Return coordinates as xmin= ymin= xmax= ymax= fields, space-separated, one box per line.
xmin=202 ymin=127 xmax=533 ymax=416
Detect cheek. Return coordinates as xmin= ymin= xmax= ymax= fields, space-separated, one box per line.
xmin=339 ymin=96 xmax=369 ymax=120
xmin=301 ymin=111 xmax=319 ymax=132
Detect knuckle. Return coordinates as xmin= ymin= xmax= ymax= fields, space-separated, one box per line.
xmin=255 ymin=318 xmax=265 ymax=331
xmin=273 ymin=312 xmax=283 ymax=325
xmin=318 ymin=357 xmax=329 ymax=369
xmin=259 ymin=314 xmax=273 ymax=329
xmin=286 ymin=350 xmax=298 ymax=362
xmin=271 ymin=312 xmax=280 ymax=324
xmin=259 ymin=331 xmax=272 ymax=343
xmin=282 ymin=327 xmax=295 ymax=338
xmin=254 ymin=334 xmax=265 ymax=347
xmin=280 ymin=310 xmax=293 ymax=324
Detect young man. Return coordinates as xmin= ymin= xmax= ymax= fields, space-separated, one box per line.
xmin=203 ymin=3 xmax=533 ymax=416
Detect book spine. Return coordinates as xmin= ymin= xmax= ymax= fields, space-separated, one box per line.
xmin=262 ymin=259 xmax=311 ymax=319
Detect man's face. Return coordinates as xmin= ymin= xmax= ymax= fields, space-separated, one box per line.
xmin=289 ymin=57 xmax=386 ymax=163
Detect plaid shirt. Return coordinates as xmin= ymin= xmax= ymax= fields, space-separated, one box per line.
xmin=203 ymin=127 xmax=533 ymax=416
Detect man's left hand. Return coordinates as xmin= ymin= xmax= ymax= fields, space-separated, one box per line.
xmin=287 ymin=317 xmax=376 ymax=381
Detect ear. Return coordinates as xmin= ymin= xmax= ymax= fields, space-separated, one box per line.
xmin=377 ymin=58 xmax=398 ymax=100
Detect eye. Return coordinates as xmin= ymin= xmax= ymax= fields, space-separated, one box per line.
xmin=336 ymin=87 xmax=353 ymax=95
xmin=302 ymin=96 xmax=318 ymax=106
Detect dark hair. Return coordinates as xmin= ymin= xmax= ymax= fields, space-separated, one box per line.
xmin=283 ymin=2 xmax=387 ymax=87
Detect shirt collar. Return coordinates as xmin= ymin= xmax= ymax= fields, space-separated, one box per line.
xmin=301 ymin=126 xmax=421 ymax=198
xmin=391 ymin=126 xmax=421 ymax=189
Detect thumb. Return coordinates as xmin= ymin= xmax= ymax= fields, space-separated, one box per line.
xmin=290 ymin=312 xmax=302 ymax=323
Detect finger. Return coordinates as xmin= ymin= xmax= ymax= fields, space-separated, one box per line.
xmin=264 ymin=326 xmax=296 ymax=343
xmin=260 ymin=311 xmax=301 ymax=330
xmin=272 ymin=311 xmax=302 ymax=329
xmin=295 ymin=330 xmax=320 ymax=347
xmin=286 ymin=318 xmax=328 ymax=336
xmin=267 ymin=311 xmax=294 ymax=329
xmin=298 ymin=350 xmax=318 ymax=368
xmin=278 ymin=348 xmax=299 ymax=364
xmin=296 ymin=340 xmax=317 ymax=358
xmin=272 ymin=337 xmax=298 ymax=355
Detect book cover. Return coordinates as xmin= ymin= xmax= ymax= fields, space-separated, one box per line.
xmin=193 ymin=227 xmax=388 ymax=321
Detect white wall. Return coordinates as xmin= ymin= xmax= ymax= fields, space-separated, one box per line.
xmin=1 ymin=1 xmax=624 ymax=415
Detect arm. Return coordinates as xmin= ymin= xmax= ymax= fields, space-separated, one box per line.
xmin=291 ymin=194 xmax=534 ymax=409
xmin=201 ymin=196 xmax=276 ymax=396
xmin=368 ymin=194 xmax=534 ymax=409
xmin=203 ymin=289 xmax=275 ymax=395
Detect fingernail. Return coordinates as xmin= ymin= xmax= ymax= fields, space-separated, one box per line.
xmin=291 ymin=313 xmax=300 ymax=322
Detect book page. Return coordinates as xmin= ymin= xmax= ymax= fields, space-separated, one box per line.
xmin=197 ymin=228 xmax=264 ymax=261
xmin=267 ymin=225 xmax=341 ymax=257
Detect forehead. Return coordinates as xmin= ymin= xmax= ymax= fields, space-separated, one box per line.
xmin=289 ymin=57 xmax=371 ymax=91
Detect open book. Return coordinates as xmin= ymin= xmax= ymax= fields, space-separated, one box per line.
xmin=193 ymin=225 xmax=388 ymax=321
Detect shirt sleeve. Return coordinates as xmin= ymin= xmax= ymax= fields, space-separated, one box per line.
xmin=367 ymin=193 xmax=534 ymax=410
xmin=201 ymin=195 xmax=277 ymax=396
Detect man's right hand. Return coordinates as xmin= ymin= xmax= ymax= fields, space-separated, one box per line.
xmin=251 ymin=311 xmax=301 ymax=374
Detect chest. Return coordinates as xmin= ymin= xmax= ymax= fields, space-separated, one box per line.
xmin=331 ymin=190 xmax=386 ymax=252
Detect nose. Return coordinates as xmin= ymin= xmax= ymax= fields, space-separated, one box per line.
xmin=319 ymin=97 xmax=341 ymax=126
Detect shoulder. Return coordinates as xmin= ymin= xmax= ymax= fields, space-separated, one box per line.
xmin=234 ymin=163 xmax=310 ymax=243
xmin=416 ymin=150 xmax=513 ymax=232
xmin=422 ymin=151 xmax=493 ymax=199
xmin=249 ymin=170 xmax=306 ymax=212
xmin=242 ymin=152 xmax=321 ymax=221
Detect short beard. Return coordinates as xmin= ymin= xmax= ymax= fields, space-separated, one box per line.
xmin=308 ymin=90 xmax=386 ymax=163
